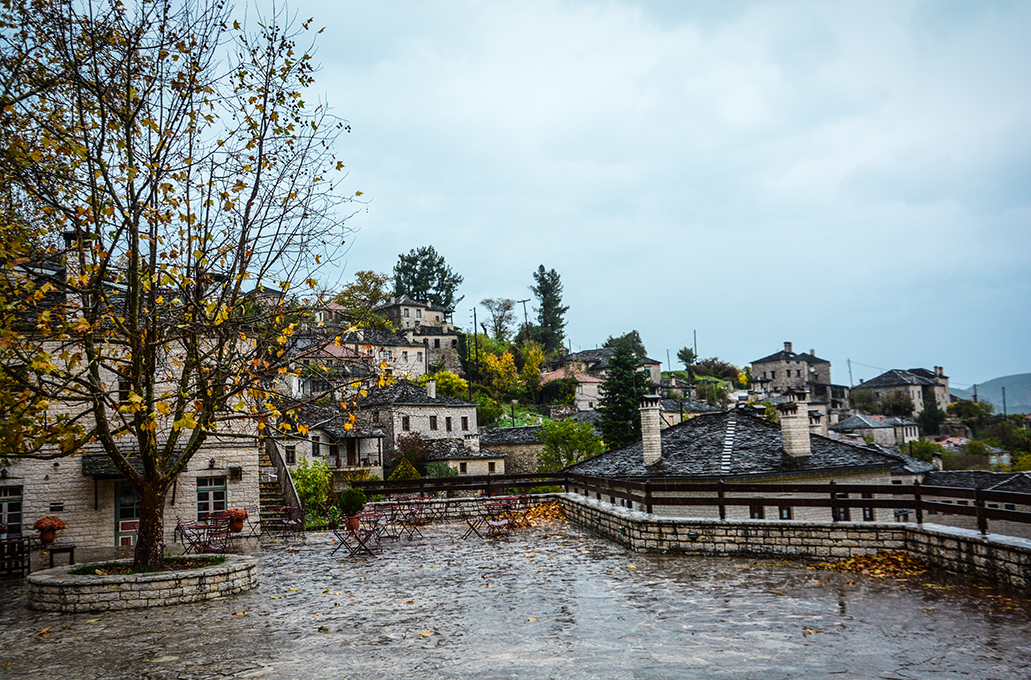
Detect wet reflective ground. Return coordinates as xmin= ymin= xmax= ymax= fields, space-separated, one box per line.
xmin=2 ymin=520 xmax=1030 ymax=679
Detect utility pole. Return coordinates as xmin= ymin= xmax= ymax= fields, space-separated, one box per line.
xmin=1003 ymin=386 xmax=1007 ymax=416
xmin=693 ymin=329 xmax=697 ymax=356
xmin=517 ymin=298 xmax=530 ymax=328
xmin=473 ymin=306 xmax=480 ymax=382
xmin=973 ymin=384 xmax=978 ymax=404
xmin=848 ymin=359 xmax=854 ymax=388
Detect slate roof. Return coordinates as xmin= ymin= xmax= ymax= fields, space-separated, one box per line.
xmin=922 ymin=471 xmax=1031 ymax=493
xmin=751 ymin=348 xmax=830 ymax=365
xmin=867 ymin=444 xmax=937 ymax=476
xmin=566 ymin=409 xmax=897 ymax=480
xmin=552 ymin=348 xmax=661 ymax=371
xmin=479 ymin=426 xmax=543 ymax=446
xmin=660 ymin=378 xmax=693 ymax=389
xmin=291 ymin=404 xmax=385 ymax=440
xmin=659 ymin=399 xmax=720 ymax=414
xmin=570 ymin=410 xmax=602 ymax=426
xmin=357 ymin=381 xmax=472 ymax=408
xmin=372 ymin=295 xmax=451 ymax=313
xmin=422 ymin=439 xmax=505 ymax=461
xmin=338 ymin=328 xmax=418 ymax=347
xmin=860 ymin=369 xmax=942 ymax=389
xmin=830 ymin=414 xmax=917 ymax=431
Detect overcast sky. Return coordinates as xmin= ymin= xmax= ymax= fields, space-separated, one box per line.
xmin=281 ymin=0 xmax=1030 ymax=390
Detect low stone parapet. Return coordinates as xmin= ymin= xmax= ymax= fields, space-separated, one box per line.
xmin=560 ymin=494 xmax=1031 ymax=591
xmin=27 ymin=554 xmax=258 ymax=612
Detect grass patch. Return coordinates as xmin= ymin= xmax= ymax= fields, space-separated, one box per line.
xmin=70 ymin=554 xmax=227 ymax=576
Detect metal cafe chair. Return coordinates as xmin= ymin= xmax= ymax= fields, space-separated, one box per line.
xmin=330 ymin=526 xmax=380 ymax=558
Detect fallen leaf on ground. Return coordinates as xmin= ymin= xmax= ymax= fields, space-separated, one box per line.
xmin=802 ymin=627 xmax=821 ymax=635
xmin=527 ymin=617 xmax=538 ymax=621
xmin=418 ymin=630 xmax=432 ymax=636
xmin=85 ymin=618 xmax=102 ymax=624
xmin=31 ymin=627 xmax=51 ymax=637
xmin=233 ymin=612 xmax=246 ymax=616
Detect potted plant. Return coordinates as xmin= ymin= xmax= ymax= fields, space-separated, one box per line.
xmin=33 ymin=516 xmax=66 ymax=545
xmin=338 ymin=487 xmax=367 ymax=532
xmin=224 ymin=508 xmax=248 ymax=533
xmin=327 ymin=506 xmax=343 ymax=531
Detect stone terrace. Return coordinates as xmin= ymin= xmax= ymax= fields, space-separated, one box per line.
xmin=1 ymin=520 xmax=1030 ymax=679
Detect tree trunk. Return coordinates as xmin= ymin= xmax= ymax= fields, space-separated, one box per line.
xmin=133 ymin=479 xmax=168 ymax=570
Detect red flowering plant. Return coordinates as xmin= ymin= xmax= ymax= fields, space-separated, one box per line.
xmin=224 ymin=508 xmax=248 ymax=521
xmin=33 ymin=516 xmax=66 ymax=531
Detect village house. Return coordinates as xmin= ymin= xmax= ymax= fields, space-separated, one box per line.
xmin=658 ymin=398 xmax=720 ymax=428
xmin=829 ymin=414 xmax=920 ymax=448
xmin=547 ymin=348 xmax=662 ymax=386
xmin=355 ymin=380 xmax=479 ymax=469
xmin=855 ymin=367 xmax=951 ymax=415
xmin=540 ymin=366 xmax=603 ymax=411
xmin=275 ymin=404 xmax=386 ymax=486
xmin=422 ymin=438 xmax=507 ymax=476
xmin=566 ymin=390 xmax=902 ymax=521
xmin=660 ymin=377 xmax=696 ymax=400
xmin=372 ymin=296 xmax=462 ymax=374
xmin=749 ymin=342 xmax=851 ymax=423
xmin=478 ymin=426 xmax=545 ymax=474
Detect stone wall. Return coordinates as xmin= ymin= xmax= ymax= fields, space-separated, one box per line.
xmin=559 ymin=494 xmax=1031 ymax=591
xmin=28 ymin=554 xmax=258 ymax=612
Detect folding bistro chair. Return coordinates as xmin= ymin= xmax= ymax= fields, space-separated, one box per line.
xmin=176 ymin=518 xmax=208 ymax=555
xmin=330 ymin=526 xmax=380 ymax=558
xmin=278 ymin=506 xmax=305 ymax=542
xmin=459 ymin=506 xmax=485 ymax=540
xmin=243 ymin=505 xmax=272 ymax=538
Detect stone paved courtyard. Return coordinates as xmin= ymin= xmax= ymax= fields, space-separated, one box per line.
xmin=1 ymin=519 xmax=1030 ymax=679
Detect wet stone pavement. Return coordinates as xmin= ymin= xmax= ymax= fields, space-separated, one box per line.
xmin=2 ymin=519 xmax=1030 ymax=680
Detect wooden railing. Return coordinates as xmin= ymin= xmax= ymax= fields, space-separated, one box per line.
xmin=353 ymin=473 xmax=1031 ymax=536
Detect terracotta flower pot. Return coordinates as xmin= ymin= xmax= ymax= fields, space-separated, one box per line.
xmin=229 ymin=518 xmax=245 ymax=533
xmin=346 ymin=515 xmax=360 ymax=532
xmin=39 ymin=528 xmax=56 ymax=545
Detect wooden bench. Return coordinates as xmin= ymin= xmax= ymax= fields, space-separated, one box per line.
xmin=46 ymin=544 xmax=76 ymax=569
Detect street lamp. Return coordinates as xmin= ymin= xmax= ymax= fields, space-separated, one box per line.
xmin=511 ymin=399 xmax=518 ymax=427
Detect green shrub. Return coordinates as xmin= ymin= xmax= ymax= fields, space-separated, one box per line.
xmin=338 ymin=487 xmax=367 ymax=516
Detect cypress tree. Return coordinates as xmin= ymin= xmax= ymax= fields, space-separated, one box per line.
xmin=598 ymin=344 xmax=652 ymax=450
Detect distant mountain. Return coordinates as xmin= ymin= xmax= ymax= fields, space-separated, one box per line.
xmin=951 ymin=373 xmax=1031 ymax=415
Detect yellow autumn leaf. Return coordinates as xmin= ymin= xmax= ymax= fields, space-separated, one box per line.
xmin=417 ymin=630 xmax=432 ymax=637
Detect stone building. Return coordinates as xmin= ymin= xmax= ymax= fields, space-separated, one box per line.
xmin=829 ymin=414 xmax=920 ymax=448
xmin=1 ymin=435 xmax=261 ymax=549
xmin=566 ymin=393 xmax=901 ymax=521
xmin=540 ymin=366 xmax=603 ymax=411
xmin=856 ymin=367 xmax=951 ymax=415
xmin=422 ymin=438 xmax=507 ymax=476
xmin=479 ymin=426 xmax=545 ymax=474
xmin=658 ymin=398 xmax=720 ymax=428
xmin=355 ymin=381 xmax=479 ymax=468
xmin=371 ymin=296 xmax=462 ymax=374
xmin=749 ymin=341 xmax=850 ymax=423
xmin=547 ymin=348 xmax=662 ymax=386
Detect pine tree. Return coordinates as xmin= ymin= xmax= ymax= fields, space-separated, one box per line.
xmin=530 ymin=265 xmax=569 ymax=353
xmin=598 ymin=344 xmax=652 ymax=450
xmin=393 ymin=245 xmax=464 ymax=309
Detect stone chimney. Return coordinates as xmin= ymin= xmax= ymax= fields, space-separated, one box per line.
xmin=932 ymin=451 xmax=943 ymax=471
xmin=640 ymin=393 xmax=662 ymax=466
xmin=426 ymin=380 xmax=436 ymax=399
xmin=784 ymin=341 xmax=793 ymax=353
xmin=810 ymin=349 xmax=816 ymax=356
xmin=776 ymin=387 xmax=811 ymax=459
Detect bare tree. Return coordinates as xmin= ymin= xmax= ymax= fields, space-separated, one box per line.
xmin=0 ymin=0 xmax=366 ymax=567
xmin=480 ymin=298 xmax=515 ymax=341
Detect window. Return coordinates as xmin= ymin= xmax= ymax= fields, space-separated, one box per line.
xmin=445 ymin=416 xmax=452 ymax=432
xmin=372 ymin=410 xmax=380 ymax=423
xmin=402 ymin=416 xmax=410 ymax=431
xmin=749 ymin=504 xmax=764 ymax=519
xmin=329 ymin=444 xmax=339 ymax=467
xmin=434 ymin=339 xmax=440 ymax=349
xmin=416 ymin=309 xmax=422 ymax=318
xmin=383 ymin=350 xmax=392 ymax=360
xmin=403 ymin=308 xmax=409 ymax=317
xmin=0 ymin=486 xmax=23 ymax=535
xmin=588 ymin=402 xmax=593 ymax=409
xmin=771 ymin=371 xmax=776 ymax=379
xmin=429 ymin=416 xmax=438 ymax=430
xmin=436 ymin=315 xmax=440 ymax=322
xmin=452 ymin=339 xmax=458 ymax=347
xmin=284 ymin=445 xmax=296 ymax=465
xmin=862 ymin=493 xmax=874 ymax=521
xmin=778 ymin=506 xmax=792 ymax=520
xmin=118 ymin=379 xmax=131 ymax=404
xmin=488 ymin=461 xmax=496 ymax=473
xmin=196 ymin=476 xmax=227 ymax=521
xmin=417 ymin=352 xmax=423 ymax=362
xmin=311 ymin=436 xmax=320 ymax=457
xmin=459 ymin=462 xmax=467 ymax=474
xmin=461 ymin=416 xmax=469 ymax=431
xmin=402 ymin=351 xmax=408 ymax=362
